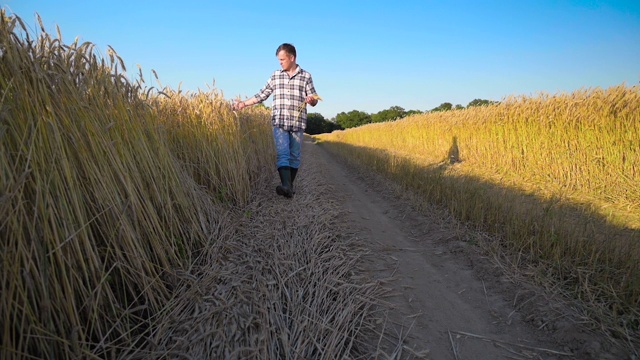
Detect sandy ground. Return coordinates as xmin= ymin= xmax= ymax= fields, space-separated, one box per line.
xmin=303 ymin=138 xmax=630 ymax=360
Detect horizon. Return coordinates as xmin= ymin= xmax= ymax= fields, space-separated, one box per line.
xmin=5 ymin=1 xmax=640 ymax=120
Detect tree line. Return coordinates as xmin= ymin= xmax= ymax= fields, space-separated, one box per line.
xmin=305 ymin=98 xmax=497 ymax=135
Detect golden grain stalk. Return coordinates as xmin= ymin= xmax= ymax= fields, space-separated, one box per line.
xmin=295 ymin=94 xmax=323 ymax=117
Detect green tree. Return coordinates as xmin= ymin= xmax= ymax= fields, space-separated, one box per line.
xmin=305 ymin=113 xmax=342 ymax=135
xmin=430 ymin=102 xmax=453 ymax=112
xmin=335 ymin=110 xmax=372 ymax=129
xmin=467 ymin=99 xmax=498 ymax=107
xmin=371 ymin=106 xmax=406 ymax=123
xmin=325 ymin=119 xmax=342 ymax=133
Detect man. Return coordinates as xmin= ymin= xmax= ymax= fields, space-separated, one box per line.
xmin=233 ymin=43 xmax=319 ymax=198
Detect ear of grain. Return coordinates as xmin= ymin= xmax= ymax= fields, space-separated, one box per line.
xmin=295 ymin=94 xmax=323 ymax=117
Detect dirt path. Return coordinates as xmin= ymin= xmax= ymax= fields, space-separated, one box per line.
xmin=146 ymin=136 xmax=626 ymax=360
xmin=302 ymin=138 xmax=623 ymax=360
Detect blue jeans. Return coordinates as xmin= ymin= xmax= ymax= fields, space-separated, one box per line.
xmin=273 ymin=127 xmax=303 ymax=168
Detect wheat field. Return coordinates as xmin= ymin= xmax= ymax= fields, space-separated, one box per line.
xmin=1 ymin=10 xmax=404 ymax=358
xmin=316 ymin=84 xmax=640 ymax=345
xmin=3 ymin=8 xmax=639 ymax=358
xmin=0 ymin=11 xmax=269 ymax=358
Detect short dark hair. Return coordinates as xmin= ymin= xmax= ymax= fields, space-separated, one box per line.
xmin=276 ymin=43 xmax=296 ymax=58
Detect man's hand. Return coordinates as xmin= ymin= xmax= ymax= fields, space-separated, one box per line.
xmin=233 ymin=100 xmax=247 ymax=111
xmin=305 ymin=95 xmax=318 ymax=107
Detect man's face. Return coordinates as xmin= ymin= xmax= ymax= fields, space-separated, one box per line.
xmin=277 ymin=50 xmax=295 ymax=71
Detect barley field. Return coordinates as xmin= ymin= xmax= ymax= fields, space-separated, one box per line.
xmin=316 ymin=84 xmax=640 ymax=344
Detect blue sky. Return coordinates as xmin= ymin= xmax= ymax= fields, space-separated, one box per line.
xmin=5 ymin=1 xmax=640 ymax=119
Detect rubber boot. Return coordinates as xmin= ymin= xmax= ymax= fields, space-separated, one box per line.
xmin=290 ymin=167 xmax=298 ymax=194
xmin=276 ymin=166 xmax=293 ymax=198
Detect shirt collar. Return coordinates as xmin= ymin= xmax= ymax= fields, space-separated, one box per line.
xmin=280 ymin=65 xmax=302 ymax=77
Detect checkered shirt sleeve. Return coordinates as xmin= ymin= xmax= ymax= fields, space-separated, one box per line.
xmin=253 ymin=67 xmax=317 ymax=132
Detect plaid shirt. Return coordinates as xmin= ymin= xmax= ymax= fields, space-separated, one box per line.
xmin=252 ymin=65 xmax=317 ymax=132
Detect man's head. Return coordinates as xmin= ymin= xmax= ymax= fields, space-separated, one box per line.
xmin=276 ymin=43 xmax=297 ymax=72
